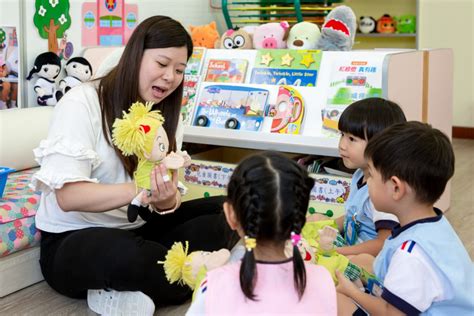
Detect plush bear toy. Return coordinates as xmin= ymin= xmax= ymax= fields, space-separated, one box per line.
xmin=315 ymin=5 xmax=357 ymax=51
xmin=26 ymin=52 xmax=63 ymax=106
xmin=59 ymin=57 xmax=93 ymax=94
xmin=189 ymin=21 xmax=220 ymax=48
xmin=112 ymin=101 xmax=191 ymax=222
xmin=253 ymin=21 xmax=290 ymax=49
xmin=219 ymin=27 xmax=253 ymax=49
xmin=287 ymin=21 xmax=321 ymax=50
xmin=358 ymin=16 xmax=377 ymax=34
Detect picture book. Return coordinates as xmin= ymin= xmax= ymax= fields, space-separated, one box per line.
xmin=266 ymin=86 xmax=305 ymax=135
xmin=250 ymin=49 xmax=322 ymax=87
xmin=204 ymin=59 xmax=248 ymax=83
xmin=185 ymin=47 xmax=206 ymax=76
xmin=322 ymin=55 xmax=385 ymax=134
xmin=181 ymin=75 xmax=200 ymax=126
xmin=193 ymin=84 xmax=269 ymax=131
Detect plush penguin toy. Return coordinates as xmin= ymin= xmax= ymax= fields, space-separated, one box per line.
xmin=315 ymin=5 xmax=357 ymax=51
xmin=59 ymin=57 xmax=93 ymax=94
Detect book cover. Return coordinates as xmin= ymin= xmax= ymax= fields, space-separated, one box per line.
xmin=204 ymin=59 xmax=248 ymax=83
xmin=185 ymin=48 xmax=206 ymax=76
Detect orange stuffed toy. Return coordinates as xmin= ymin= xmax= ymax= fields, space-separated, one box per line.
xmin=189 ymin=21 xmax=220 ymax=48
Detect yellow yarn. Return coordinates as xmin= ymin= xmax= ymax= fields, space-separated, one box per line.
xmin=112 ymin=101 xmax=164 ymax=159
xmin=158 ymin=241 xmax=195 ymax=288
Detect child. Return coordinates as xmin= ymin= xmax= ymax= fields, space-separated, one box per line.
xmin=187 ymin=152 xmax=337 ymax=315
xmin=336 ymin=121 xmax=473 ymax=315
xmin=316 ymin=98 xmax=407 ymax=257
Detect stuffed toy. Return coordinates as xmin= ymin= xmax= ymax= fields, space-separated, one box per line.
xmin=358 ymin=16 xmax=377 ymax=34
xmin=287 ymin=21 xmax=321 ymax=50
xmin=189 ymin=21 xmax=220 ymax=49
xmin=377 ymin=14 xmax=396 ymax=33
xmin=396 ymin=15 xmax=416 ymax=34
xmin=112 ymin=101 xmax=191 ymax=222
xmin=253 ymin=21 xmax=290 ymax=49
xmin=219 ymin=27 xmax=253 ymax=49
xmin=159 ymin=241 xmax=230 ymax=298
xmin=26 ymin=52 xmax=63 ymax=106
xmin=311 ymin=226 xmax=377 ymax=287
xmin=315 ymin=5 xmax=357 ymax=51
xmin=59 ymin=57 xmax=93 ymax=94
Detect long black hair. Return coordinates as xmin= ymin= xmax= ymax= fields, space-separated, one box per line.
xmin=98 ymin=16 xmax=193 ymax=177
xmin=226 ymin=151 xmax=315 ymax=301
xmin=338 ymin=97 xmax=407 ymax=141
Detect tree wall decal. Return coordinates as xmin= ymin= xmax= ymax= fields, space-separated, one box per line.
xmin=33 ymin=0 xmax=72 ymax=53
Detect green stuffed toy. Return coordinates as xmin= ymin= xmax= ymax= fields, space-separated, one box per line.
xmin=396 ymin=15 xmax=416 ymax=34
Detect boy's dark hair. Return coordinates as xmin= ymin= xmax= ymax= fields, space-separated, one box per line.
xmin=338 ymin=97 xmax=407 ymax=140
xmin=365 ymin=121 xmax=455 ymax=205
xmin=226 ymin=151 xmax=315 ymax=301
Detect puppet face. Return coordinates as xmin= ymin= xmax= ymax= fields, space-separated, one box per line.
xmin=359 ymin=16 xmax=376 ymax=34
xmin=377 ymin=15 xmax=396 ymax=33
xmin=189 ymin=248 xmax=230 ymax=276
xmin=146 ymin=125 xmax=169 ymax=162
xmin=38 ymin=63 xmax=60 ymax=80
xmin=66 ymin=61 xmax=92 ymax=82
xmin=287 ymin=22 xmax=321 ymax=49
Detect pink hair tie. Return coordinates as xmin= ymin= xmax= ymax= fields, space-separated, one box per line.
xmin=290 ymin=232 xmax=301 ymax=246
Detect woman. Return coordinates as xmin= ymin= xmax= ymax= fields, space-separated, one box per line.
xmin=33 ymin=16 xmax=236 ymax=315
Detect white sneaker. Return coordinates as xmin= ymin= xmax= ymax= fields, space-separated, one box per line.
xmin=87 ymin=289 xmax=155 ymax=316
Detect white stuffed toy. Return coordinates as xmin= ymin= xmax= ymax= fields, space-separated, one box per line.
xmin=26 ymin=52 xmax=63 ymax=106
xmin=59 ymin=57 xmax=93 ymax=94
xmin=287 ymin=21 xmax=321 ymax=50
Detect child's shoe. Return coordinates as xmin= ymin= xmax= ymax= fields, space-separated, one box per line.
xmin=87 ymin=289 xmax=155 ymax=316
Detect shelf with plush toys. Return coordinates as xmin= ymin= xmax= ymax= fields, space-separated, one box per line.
xmin=179 ymin=3 xmax=453 ymax=213
xmin=344 ymin=0 xmax=418 ymax=49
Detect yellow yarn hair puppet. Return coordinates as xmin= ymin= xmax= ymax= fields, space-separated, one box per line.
xmin=112 ymin=101 xmax=191 ymax=222
xmin=159 ymin=241 xmax=230 ymax=300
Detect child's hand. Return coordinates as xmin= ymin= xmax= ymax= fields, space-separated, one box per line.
xmin=306 ymin=213 xmax=329 ymax=222
xmin=335 ymin=269 xmax=359 ymax=297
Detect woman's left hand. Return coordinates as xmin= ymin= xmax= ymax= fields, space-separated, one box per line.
xmin=145 ymin=163 xmax=178 ymax=211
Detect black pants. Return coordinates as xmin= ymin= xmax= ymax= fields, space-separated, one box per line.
xmin=39 ymin=196 xmax=237 ymax=305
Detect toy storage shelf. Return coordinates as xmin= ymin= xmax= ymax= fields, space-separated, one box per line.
xmin=221 ymin=0 xmax=343 ymax=29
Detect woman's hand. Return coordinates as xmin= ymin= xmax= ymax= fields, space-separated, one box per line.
xmin=144 ymin=163 xmax=178 ymax=212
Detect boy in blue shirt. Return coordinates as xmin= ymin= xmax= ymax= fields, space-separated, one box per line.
xmin=336 ymin=121 xmax=473 ymax=315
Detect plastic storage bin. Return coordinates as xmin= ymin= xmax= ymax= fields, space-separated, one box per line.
xmin=0 ymin=167 xmax=15 ymax=198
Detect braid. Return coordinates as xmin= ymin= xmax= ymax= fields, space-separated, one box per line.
xmin=227 ymin=152 xmax=314 ymax=301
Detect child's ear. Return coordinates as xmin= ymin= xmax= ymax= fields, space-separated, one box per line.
xmin=390 ymin=176 xmax=406 ymax=201
xmin=223 ymin=202 xmax=239 ymax=231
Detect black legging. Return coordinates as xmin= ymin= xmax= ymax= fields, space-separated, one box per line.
xmin=39 ymin=196 xmax=238 ymax=305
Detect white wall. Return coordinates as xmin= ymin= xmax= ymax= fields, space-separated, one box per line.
xmin=419 ymin=0 xmax=474 ymax=128
xmin=0 ymin=0 xmax=223 ymax=107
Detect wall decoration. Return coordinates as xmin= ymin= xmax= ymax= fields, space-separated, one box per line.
xmin=82 ymin=0 xmax=138 ymax=47
xmin=33 ymin=0 xmax=72 ymax=54
xmin=0 ymin=26 xmax=19 ymax=110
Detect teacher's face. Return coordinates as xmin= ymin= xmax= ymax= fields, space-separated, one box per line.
xmin=138 ymin=46 xmax=187 ymax=104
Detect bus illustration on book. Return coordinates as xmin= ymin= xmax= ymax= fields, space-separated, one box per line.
xmin=193 ymin=85 xmax=269 ymax=131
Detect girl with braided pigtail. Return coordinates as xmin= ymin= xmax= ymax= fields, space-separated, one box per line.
xmin=187 ymin=152 xmax=337 ymax=315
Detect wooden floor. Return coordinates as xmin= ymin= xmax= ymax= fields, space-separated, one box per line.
xmin=1 ymin=139 xmax=472 ymax=315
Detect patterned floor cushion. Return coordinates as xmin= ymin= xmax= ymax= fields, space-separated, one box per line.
xmin=0 ymin=169 xmax=41 ymax=257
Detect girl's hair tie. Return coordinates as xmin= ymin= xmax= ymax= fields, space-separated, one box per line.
xmin=244 ymin=235 xmax=257 ymax=252
xmin=290 ymin=231 xmax=301 ymax=247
